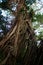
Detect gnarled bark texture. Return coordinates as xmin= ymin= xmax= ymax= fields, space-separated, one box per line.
xmin=0 ymin=0 xmax=43 ymax=65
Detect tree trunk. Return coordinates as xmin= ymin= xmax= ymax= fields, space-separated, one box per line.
xmin=0 ymin=0 xmax=38 ymax=65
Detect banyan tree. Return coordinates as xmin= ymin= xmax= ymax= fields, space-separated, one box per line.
xmin=0 ymin=0 xmax=43 ymax=65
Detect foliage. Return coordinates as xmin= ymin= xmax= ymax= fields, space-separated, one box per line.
xmin=32 ymin=13 xmax=43 ymax=41
xmin=0 ymin=0 xmax=14 ymax=39
xmin=0 ymin=0 xmax=8 ymax=9
xmin=25 ymin=0 xmax=36 ymax=5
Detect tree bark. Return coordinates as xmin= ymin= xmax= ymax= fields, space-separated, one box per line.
xmin=0 ymin=0 xmax=38 ymax=65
